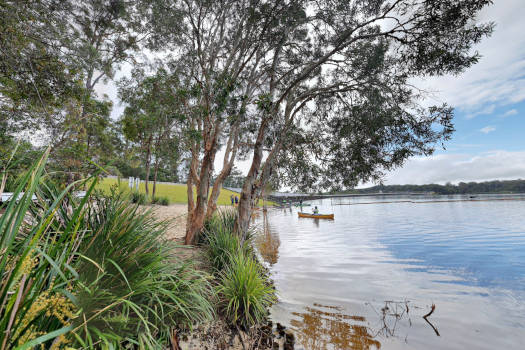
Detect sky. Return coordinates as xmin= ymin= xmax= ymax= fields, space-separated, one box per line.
xmin=378 ymin=0 xmax=525 ymax=185
xmin=97 ymin=0 xmax=525 ymax=187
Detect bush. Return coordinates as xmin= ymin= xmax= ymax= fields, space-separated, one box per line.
xmin=152 ymin=196 xmax=170 ymax=206
xmin=217 ymin=252 xmax=276 ymax=327
xmin=0 ymin=152 xmax=82 ymax=349
xmin=204 ymin=209 xmax=238 ymax=233
xmin=204 ymin=210 xmax=275 ymax=328
xmin=204 ymin=210 xmax=253 ymax=272
xmin=206 ymin=228 xmax=248 ymax=272
xmin=73 ymin=191 xmax=215 ymax=347
xmin=0 ymin=154 xmax=215 ymax=349
xmin=130 ymin=191 xmax=147 ymax=204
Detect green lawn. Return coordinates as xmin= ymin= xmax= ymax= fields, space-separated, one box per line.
xmin=97 ymin=177 xmax=241 ymax=205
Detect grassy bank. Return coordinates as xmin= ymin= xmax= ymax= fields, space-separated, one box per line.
xmin=97 ymin=177 xmax=240 ymax=205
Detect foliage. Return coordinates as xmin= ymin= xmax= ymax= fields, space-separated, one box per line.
xmin=71 ymin=190 xmax=214 ymax=347
xmin=204 ymin=210 xmax=239 ymax=237
xmin=220 ymin=167 xmax=245 ymax=189
xmin=1 ymin=154 xmax=214 ymax=349
xmin=352 ymin=179 xmax=525 ymax=195
xmin=203 ymin=211 xmax=273 ymax=327
xmin=217 ymin=252 xmax=276 ymax=328
xmin=118 ymin=68 xmax=184 ymax=195
xmin=151 ymin=196 xmax=170 ymax=206
xmin=0 ymin=0 xmax=82 ymax=139
xmin=205 ymin=227 xmax=252 ymax=273
xmin=0 ymin=151 xmax=78 ymax=350
xmin=131 ymin=191 xmax=147 ymax=205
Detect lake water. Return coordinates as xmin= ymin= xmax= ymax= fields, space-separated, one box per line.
xmin=254 ymin=195 xmax=525 ymax=349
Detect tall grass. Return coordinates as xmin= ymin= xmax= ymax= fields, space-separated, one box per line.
xmin=1 ymin=154 xmax=214 ymax=349
xmin=206 ymin=227 xmax=253 ymax=273
xmin=217 ymin=252 xmax=276 ymax=328
xmin=204 ymin=210 xmax=275 ymax=328
xmin=0 ymin=151 xmax=82 ymax=349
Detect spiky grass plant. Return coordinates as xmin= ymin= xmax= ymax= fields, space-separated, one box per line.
xmin=130 ymin=191 xmax=147 ymax=205
xmin=72 ymin=190 xmax=214 ymax=348
xmin=204 ymin=209 xmax=238 ymax=235
xmin=204 ymin=210 xmax=253 ymax=272
xmin=1 ymin=153 xmax=215 ymax=349
xmin=151 ymin=196 xmax=170 ymax=206
xmin=204 ymin=210 xmax=275 ymax=328
xmin=0 ymin=150 xmax=85 ymax=350
xmin=217 ymin=252 xmax=276 ymax=328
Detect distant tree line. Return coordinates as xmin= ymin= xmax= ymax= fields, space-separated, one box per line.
xmin=352 ymin=180 xmax=525 ymax=195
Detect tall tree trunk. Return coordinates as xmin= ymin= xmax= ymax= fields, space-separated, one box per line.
xmin=185 ymin=146 xmax=217 ymax=244
xmin=206 ymin=128 xmax=239 ymax=219
xmin=152 ymin=155 xmax=160 ymax=198
xmin=236 ymin=118 xmax=269 ymax=236
xmin=144 ymin=135 xmax=152 ymax=195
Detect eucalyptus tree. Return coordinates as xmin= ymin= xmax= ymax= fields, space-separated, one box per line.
xmin=233 ymin=0 xmax=494 ymax=233
xmin=119 ymin=68 xmax=184 ymax=195
xmin=151 ymin=0 xmax=493 ymax=242
xmin=148 ymin=0 xmax=294 ymax=244
xmin=0 ymin=0 xmax=81 ymax=141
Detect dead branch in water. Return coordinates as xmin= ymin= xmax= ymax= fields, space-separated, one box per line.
xmin=423 ymin=304 xmax=440 ymax=337
xmin=423 ymin=304 xmax=435 ymax=319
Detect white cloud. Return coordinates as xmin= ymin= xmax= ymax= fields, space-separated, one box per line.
xmin=501 ymin=109 xmax=518 ymax=118
xmin=417 ymin=0 xmax=525 ymax=110
xmin=379 ymin=151 xmax=525 ymax=185
xmin=480 ymin=126 xmax=496 ymax=134
xmin=466 ymin=104 xmax=495 ymax=119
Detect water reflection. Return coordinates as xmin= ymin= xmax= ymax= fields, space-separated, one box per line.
xmin=290 ymin=303 xmax=381 ymax=350
xmin=260 ymin=197 xmax=525 ymax=349
xmin=255 ymin=210 xmax=280 ymax=265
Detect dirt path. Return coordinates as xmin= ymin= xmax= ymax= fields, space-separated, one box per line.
xmin=149 ymin=203 xmax=188 ymax=242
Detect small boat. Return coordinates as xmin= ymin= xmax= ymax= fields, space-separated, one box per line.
xmin=298 ymin=212 xmax=334 ymax=220
xmin=293 ymin=203 xmax=311 ymax=207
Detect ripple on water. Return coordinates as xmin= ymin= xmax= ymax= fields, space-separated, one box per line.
xmin=256 ymin=195 xmax=525 ymax=350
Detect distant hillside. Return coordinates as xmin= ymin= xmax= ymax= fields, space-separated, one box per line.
xmin=352 ymin=179 xmax=525 ymax=195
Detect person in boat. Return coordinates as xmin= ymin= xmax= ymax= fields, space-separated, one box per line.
xmin=313 ymin=206 xmax=319 ymax=214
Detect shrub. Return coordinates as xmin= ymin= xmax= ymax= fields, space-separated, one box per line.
xmin=0 ymin=151 xmax=83 ymax=349
xmin=152 ymin=196 xmax=170 ymax=206
xmin=206 ymin=228 xmax=245 ymax=272
xmin=130 ymin=191 xmax=147 ymax=204
xmin=66 ymin=191 xmax=215 ymax=347
xmin=204 ymin=209 xmax=238 ymax=233
xmin=205 ymin=211 xmax=252 ymax=272
xmin=1 ymin=154 xmax=215 ymax=349
xmin=217 ymin=252 xmax=276 ymax=328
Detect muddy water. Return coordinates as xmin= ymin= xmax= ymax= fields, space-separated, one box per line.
xmin=254 ymin=195 xmax=525 ymax=349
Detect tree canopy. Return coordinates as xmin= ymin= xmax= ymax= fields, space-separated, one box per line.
xmin=0 ymin=0 xmax=495 ymax=241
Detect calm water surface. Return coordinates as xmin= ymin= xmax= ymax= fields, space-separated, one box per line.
xmin=254 ymin=195 xmax=525 ymax=349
